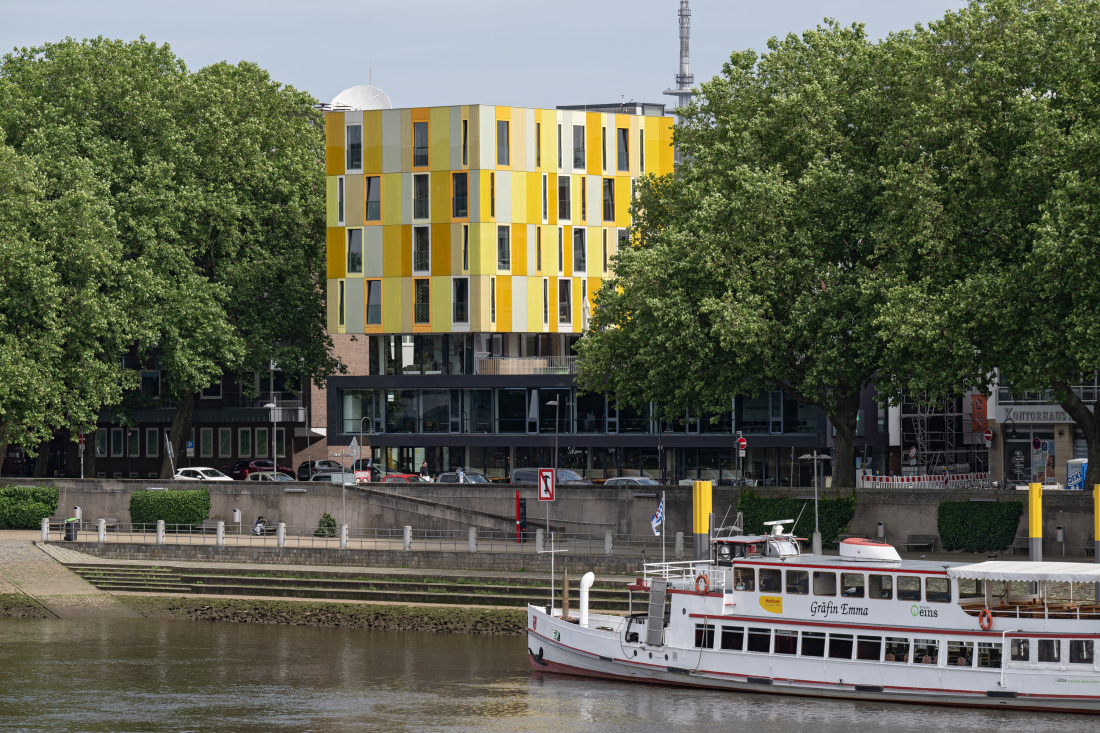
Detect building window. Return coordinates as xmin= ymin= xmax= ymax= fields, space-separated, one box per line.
xmin=452 ymin=172 xmax=468 ymax=218
xmin=490 ymin=277 xmax=497 ymax=322
xmin=453 ymin=278 xmax=469 ymax=323
xmin=238 ymin=428 xmax=252 ymax=458
xmin=275 ymin=427 xmax=285 ymax=458
xmin=346 ymin=124 xmax=362 ymax=171
xmin=461 ymin=119 xmax=468 ymax=166
xmin=200 ymin=427 xmax=213 ymax=458
xmin=462 ymin=225 xmax=469 ymax=271
xmin=413 ymin=121 xmax=428 ymax=167
xmin=543 ymin=278 xmax=549 ymax=324
xmin=219 ymin=427 xmax=232 ymax=458
xmin=337 ymin=175 xmax=345 ymax=225
xmin=535 ymin=121 xmax=542 ymax=167
xmin=558 ymin=176 xmax=570 ymax=220
xmin=542 ymin=174 xmax=548 ymax=221
xmin=497 ymin=119 xmax=510 ymax=166
xmin=573 ymin=229 xmax=586 ymax=273
xmin=497 ymin=225 xmax=510 ymax=270
xmin=126 ymin=428 xmax=139 ymax=456
xmin=490 ymin=172 xmax=496 ymax=218
xmin=558 ymin=279 xmax=572 ymax=323
xmin=414 ymin=279 xmax=430 ymax=324
xmin=338 ymin=280 xmax=345 ymax=327
xmin=618 ymin=128 xmax=629 ymax=172
xmin=366 ymin=280 xmax=382 ymax=325
xmin=602 ymin=229 xmax=608 ymax=273
xmin=536 ymin=228 xmax=542 ymax=271
xmin=365 ymin=176 xmax=380 ymax=221
xmin=601 ymin=127 xmax=607 ymax=170
xmin=413 ymin=174 xmax=429 ymax=219
xmin=110 ymin=428 xmax=124 ymax=457
xmin=256 ymin=427 xmax=269 ymax=458
xmin=96 ymin=428 xmax=107 ymax=457
xmin=557 ymin=123 xmax=562 ymax=168
xmin=413 ymin=226 xmax=430 ymax=274
xmin=200 ymin=380 xmax=222 ymax=399
xmin=145 ymin=428 xmax=159 ymax=458
xmin=347 ymin=229 xmax=363 ymax=273
xmin=572 ymin=125 xmax=585 ymax=170
xmin=581 ymin=177 xmax=586 ymax=222
xmin=639 ymin=128 xmax=645 ymax=172
xmin=558 ymin=228 xmax=564 ymax=272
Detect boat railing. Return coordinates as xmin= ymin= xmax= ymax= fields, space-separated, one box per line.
xmin=642 ymin=560 xmax=725 ymax=592
xmin=960 ymin=599 xmax=1100 ymax=621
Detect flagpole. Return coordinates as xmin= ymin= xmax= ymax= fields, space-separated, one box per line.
xmin=661 ymin=491 xmax=666 ymax=565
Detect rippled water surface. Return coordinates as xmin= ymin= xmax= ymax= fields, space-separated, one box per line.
xmin=0 ymin=618 xmax=1087 ymax=732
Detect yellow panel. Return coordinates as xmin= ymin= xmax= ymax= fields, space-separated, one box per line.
xmin=480 ymin=170 xmax=494 ymax=222
xmin=430 ymin=275 xmax=450 ymax=330
xmin=511 ymin=109 xmax=525 ymax=171
xmin=326 ymin=177 xmax=338 ymax=227
xmin=615 ymin=176 xmax=631 ymax=228
xmin=401 ymin=277 xmax=413 ymax=332
xmin=410 ymin=107 xmax=430 ymax=122
xmin=511 ymin=170 xmax=526 ymax=224
xmin=363 ymin=110 xmax=383 ymax=173
xmin=548 ymin=276 xmax=558 ymax=333
xmin=497 ymin=275 xmax=512 ymax=332
xmin=382 ymin=172 xmax=401 ymax=224
xmin=430 ymin=106 xmax=449 ymax=172
xmin=658 ymin=118 xmax=674 ymax=174
xmin=512 ymin=225 xmax=527 ymax=276
xmin=547 ymin=172 xmax=558 ymax=223
xmin=494 ymin=106 xmax=511 ymax=170
xmin=344 ymin=175 xmax=364 ymax=227
xmin=431 ymin=224 xmax=451 ymax=277
xmin=382 ymin=277 xmax=403 ymax=333
xmin=325 ymin=112 xmax=345 ymax=148
xmin=563 ymin=225 xmax=573 ymax=277
xmin=527 ymin=172 xmax=541 ymax=222
xmin=326 ymin=279 xmax=340 ymax=333
xmin=382 ymin=225 xmax=404 ymax=277
xmin=586 ymin=113 xmax=602 ymax=173
xmin=327 ymin=228 xmax=345 ymax=279
xmin=431 ymin=170 xmax=450 ymax=222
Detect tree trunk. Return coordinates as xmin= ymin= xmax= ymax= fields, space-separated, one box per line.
xmin=160 ymin=392 xmax=196 ymax=479
xmin=828 ymin=391 xmax=861 ymax=490
xmin=0 ymin=427 xmax=8 ymax=477
xmin=1056 ymin=381 xmax=1099 ymax=490
xmin=32 ymin=438 xmax=50 ymax=478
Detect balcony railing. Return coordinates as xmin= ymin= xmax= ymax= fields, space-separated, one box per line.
xmin=475 ymin=356 xmax=576 ymax=375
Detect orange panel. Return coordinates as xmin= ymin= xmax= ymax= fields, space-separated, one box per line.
xmin=327 ymin=227 xmax=345 ymax=279
xmin=431 ymin=224 xmax=451 ymax=277
xmin=410 ymin=107 xmax=430 ymax=122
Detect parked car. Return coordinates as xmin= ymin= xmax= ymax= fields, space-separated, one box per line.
xmin=229 ymin=459 xmax=294 ymax=480
xmin=381 ymin=473 xmax=429 ymax=483
xmin=245 ymin=471 xmax=294 ymax=481
xmin=297 ymin=459 xmax=345 ymax=481
xmin=174 ymin=467 xmax=234 ymax=482
xmin=436 ymin=470 xmax=490 ymax=484
xmin=1 ymin=449 xmax=28 ymax=476
xmin=604 ymin=476 xmax=662 ymax=486
xmin=510 ymin=468 xmax=591 ymax=485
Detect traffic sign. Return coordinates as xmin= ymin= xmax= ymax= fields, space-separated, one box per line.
xmin=983 ymin=428 xmax=993 ymax=444
xmin=77 ymin=433 xmax=85 ymax=445
xmin=1032 ymin=437 xmax=1042 ymax=451
xmin=537 ymin=468 xmax=555 ymax=501
xmin=909 ymin=446 xmax=916 ymax=460
xmin=736 ymin=436 xmax=747 ymax=451
xmin=186 ymin=440 xmax=195 ymax=458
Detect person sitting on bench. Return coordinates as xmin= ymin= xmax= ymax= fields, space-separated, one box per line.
xmin=254 ymin=516 xmax=267 ymax=535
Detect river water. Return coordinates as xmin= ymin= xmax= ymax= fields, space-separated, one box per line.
xmin=0 ymin=617 xmax=1085 ymax=732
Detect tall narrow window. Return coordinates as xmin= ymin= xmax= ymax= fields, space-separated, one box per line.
xmin=461 ymin=119 xmax=469 ymax=166
xmin=581 ymin=177 xmax=586 ymax=221
xmin=558 ymin=228 xmax=564 ymax=272
xmin=347 ymin=229 xmax=363 ymax=273
xmin=573 ymin=229 xmax=586 ymax=273
xmin=237 ymin=428 xmax=251 ymax=458
xmin=413 ymin=226 xmax=430 ymax=273
xmin=462 ymin=224 xmax=469 ymax=271
xmin=602 ymin=229 xmax=608 ymax=273
xmin=365 ymin=176 xmax=380 ymax=221
xmin=414 ymin=279 xmax=430 ymax=324
xmin=413 ymin=121 xmax=429 ymax=167
xmin=572 ymin=125 xmax=585 ymax=169
xmin=366 ymin=280 xmax=382 ymax=324
xmin=618 ymin=128 xmax=629 ymax=172
xmin=557 ymin=123 xmax=562 ymax=168
xmin=601 ymin=127 xmax=607 ymax=170
xmin=346 ymin=124 xmax=362 ymax=171
xmin=542 ymin=174 xmax=548 ymax=221
xmin=453 ymin=278 xmax=469 ymax=323
xmin=219 ymin=427 xmax=232 ymax=458
xmin=490 ymin=172 xmax=496 ymax=218
xmin=536 ymin=228 xmax=542 ymax=271
xmin=543 ymin=279 xmax=549 ymax=324
xmin=603 ymin=178 xmax=615 ymax=221
xmin=337 ymin=176 xmax=345 ymax=225
xmin=497 ymin=120 xmax=510 ymax=165
xmin=490 ymin=277 xmax=497 ymax=322
xmin=146 ymin=427 xmax=159 ymax=458
xmin=413 ymin=174 xmax=429 ymax=219
xmin=497 ymin=225 xmax=510 ymax=270
xmin=639 ymin=128 xmax=645 ymax=173
xmin=558 ymin=176 xmax=571 ymax=220
xmin=338 ymin=280 xmax=346 ymax=326
xmin=558 ymin=279 xmax=572 ymax=323
xmin=452 ymin=172 xmax=468 ymax=218
xmin=535 ymin=122 xmax=542 ymax=167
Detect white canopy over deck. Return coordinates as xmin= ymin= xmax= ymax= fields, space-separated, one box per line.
xmin=948 ymin=561 xmax=1100 ymax=583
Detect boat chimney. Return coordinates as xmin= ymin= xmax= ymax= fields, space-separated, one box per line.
xmin=578 ymin=572 xmax=595 ymax=627
xmin=693 ymin=481 xmax=712 ymax=561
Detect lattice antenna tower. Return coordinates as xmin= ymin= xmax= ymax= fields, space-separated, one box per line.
xmin=663 ymin=1 xmax=695 ymax=109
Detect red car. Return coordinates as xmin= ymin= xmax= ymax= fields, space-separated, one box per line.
xmin=229 ymin=459 xmax=295 ymax=480
xmin=381 ymin=473 xmax=429 ymax=483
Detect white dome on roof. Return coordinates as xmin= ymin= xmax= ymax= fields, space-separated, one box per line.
xmin=330 ymin=85 xmax=392 ymax=111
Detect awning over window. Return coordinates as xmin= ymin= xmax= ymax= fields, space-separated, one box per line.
xmin=948 ymin=561 xmax=1100 ymax=583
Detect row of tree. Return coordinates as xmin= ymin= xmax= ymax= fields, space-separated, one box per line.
xmin=577 ymin=0 xmax=1100 ymax=488
xmin=0 ymin=37 xmax=342 ymax=477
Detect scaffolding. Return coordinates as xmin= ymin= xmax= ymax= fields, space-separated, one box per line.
xmin=901 ymin=393 xmax=988 ymax=475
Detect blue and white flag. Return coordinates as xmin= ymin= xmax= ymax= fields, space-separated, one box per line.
xmin=650 ymin=494 xmax=665 ymax=536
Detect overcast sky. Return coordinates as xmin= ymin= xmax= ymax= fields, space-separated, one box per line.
xmin=0 ymin=0 xmax=968 ymax=109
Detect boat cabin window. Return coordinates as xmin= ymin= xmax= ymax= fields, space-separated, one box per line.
xmin=720 ymin=626 xmax=744 ymax=651
xmin=734 ymin=567 xmax=755 ymax=591
xmin=977 ymin=642 xmax=1003 ymax=669
xmin=1038 ymin=639 xmax=1060 ymax=663
xmin=1070 ymin=640 xmax=1094 ymax=665
xmin=694 ymin=623 xmax=715 ymax=649
xmin=774 ymin=630 xmax=798 ymax=655
xmin=1010 ymin=639 xmax=1029 ymax=662
xmin=828 ymin=633 xmax=853 ymax=659
xmin=786 ymin=569 xmax=809 ymax=595
xmin=746 ymin=627 xmax=771 ymax=653
xmin=884 ymin=637 xmax=909 ymax=663
xmin=869 ymin=574 xmax=892 ymax=599
xmin=800 ymin=631 xmax=826 ymax=657
xmin=759 ymin=568 xmax=782 ymax=593
xmin=841 ymin=573 xmax=865 ymax=598
xmin=947 ymin=640 xmax=974 ymax=667
xmin=925 ymin=577 xmax=951 ymax=603
xmin=957 ymin=577 xmax=984 ymax=599
xmin=856 ymin=636 xmax=882 ymax=661
xmin=913 ymin=638 xmax=939 ymax=664
xmin=813 ymin=571 xmax=837 ymax=596
xmin=897 ymin=576 xmax=921 ymax=601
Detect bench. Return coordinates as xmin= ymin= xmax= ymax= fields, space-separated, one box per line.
xmin=903 ymin=535 xmax=937 ymax=552
xmin=1010 ymin=530 xmax=1030 ymax=555
xmin=1085 ymin=532 xmax=1095 ymax=556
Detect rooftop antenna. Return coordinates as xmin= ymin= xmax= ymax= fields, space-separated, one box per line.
xmin=663 ymin=0 xmax=695 ymax=110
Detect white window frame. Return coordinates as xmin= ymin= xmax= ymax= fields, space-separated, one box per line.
xmin=238 ymin=428 xmax=252 ymax=458
xmin=96 ymin=428 xmax=108 ymax=457
xmin=413 ymin=173 xmax=430 ymax=220
xmin=275 ymin=427 xmax=286 ymax=458
xmin=218 ymin=427 xmax=233 ymax=458
xmin=200 ymin=380 xmax=222 ymax=400
xmin=127 ymin=428 xmax=140 ymax=457
xmin=453 ymin=277 xmax=470 ymax=324
xmin=346 ymin=124 xmax=363 ymax=172
xmin=413 ymin=226 xmax=431 ymax=275
xmin=558 ymin=279 xmax=572 ymax=325
xmin=200 ymin=427 xmax=214 ymax=458
xmin=146 ymin=428 xmax=159 ymax=458
xmin=256 ymin=427 xmax=270 ymax=458
xmin=337 ymin=175 xmax=345 ymax=225
xmin=110 ymin=428 xmax=124 ymax=457
xmin=543 ymin=278 xmax=549 ymax=325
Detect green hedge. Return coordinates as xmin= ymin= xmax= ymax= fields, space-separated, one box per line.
xmin=129 ymin=489 xmax=211 ymax=527
xmin=0 ymin=486 xmax=59 ymax=529
xmin=736 ymin=489 xmax=857 ymax=549
xmin=938 ymin=500 xmax=1023 ymax=553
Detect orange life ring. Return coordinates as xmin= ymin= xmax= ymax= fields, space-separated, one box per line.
xmin=978 ymin=608 xmax=993 ymax=631
xmin=695 ymin=574 xmax=710 ymax=595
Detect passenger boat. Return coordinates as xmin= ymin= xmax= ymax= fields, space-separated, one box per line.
xmin=527 ymin=518 xmax=1100 ymax=713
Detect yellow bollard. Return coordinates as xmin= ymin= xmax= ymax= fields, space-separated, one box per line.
xmin=1029 ymin=482 xmax=1042 ymax=562
xmin=692 ymin=481 xmax=713 ymax=562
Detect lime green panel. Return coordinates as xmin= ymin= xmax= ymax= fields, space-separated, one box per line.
xmin=382 ymin=277 xmax=403 ymax=333
xmin=326 ymin=177 xmax=339 ymax=227
xmin=382 ymin=173 xmax=402 ymax=224
xmin=430 ymin=276 xmax=450 ymax=330
xmin=430 ymin=107 xmax=450 ymax=172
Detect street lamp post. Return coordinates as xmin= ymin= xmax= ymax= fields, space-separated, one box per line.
xmin=799 ymin=451 xmax=833 ymax=556
xmin=263 ymin=402 xmax=278 ymax=474
xmin=359 ymin=415 xmax=374 ymax=477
